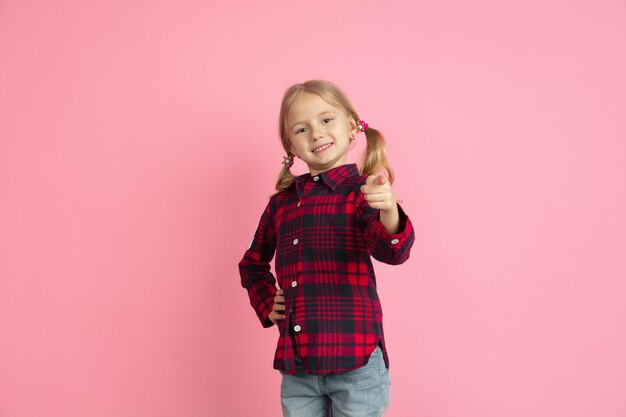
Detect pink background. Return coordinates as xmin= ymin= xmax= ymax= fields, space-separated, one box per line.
xmin=1 ymin=1 xmax=625 ymax=416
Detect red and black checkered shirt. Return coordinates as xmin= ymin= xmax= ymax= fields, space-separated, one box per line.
xmin=238 ymin=163 xmax=415 ymax=375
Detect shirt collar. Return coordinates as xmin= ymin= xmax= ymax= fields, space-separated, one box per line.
xmin=293 ymin=163 xmax=360 ymax=191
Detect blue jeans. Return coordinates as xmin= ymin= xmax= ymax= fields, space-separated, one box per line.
xmin=280 ymin=346 xmax=391 ymax=417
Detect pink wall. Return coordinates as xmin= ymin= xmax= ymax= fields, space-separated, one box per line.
xmin=1 ymin=1 xmax=625 ymax=416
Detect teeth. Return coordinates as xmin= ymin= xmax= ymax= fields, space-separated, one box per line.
xmin=313 ymin=143 xmax=332 ymax=152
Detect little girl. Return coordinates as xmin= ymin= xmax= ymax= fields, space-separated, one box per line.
xmin=238 ymin=80 xmax=415 ymax=417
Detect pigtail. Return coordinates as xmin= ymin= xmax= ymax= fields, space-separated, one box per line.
xmin=275 ymin=155 xmax=296 ymax=192
xmin=360 ymin=126 xmax=395 ymax=185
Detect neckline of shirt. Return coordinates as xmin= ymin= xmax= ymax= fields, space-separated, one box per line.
xmin=294 ymin=163 xmax=360 ymax=191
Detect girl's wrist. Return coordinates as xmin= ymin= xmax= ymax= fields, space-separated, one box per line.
xmin=379 ymin=204 xmax=400 ymax=234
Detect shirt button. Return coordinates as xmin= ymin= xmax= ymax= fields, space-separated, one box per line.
xmin=293 ymin=325 xmax=302 ymax=332
xmin=313 ymin=176 xmax=319 ymax=181
xmin=297 ymin=201 xmax=301 ymax=207
xmin=391 ymin=238 xmax=399 ymax=244
xmin=291 ymin=281 xmax=297 ymax=288
xmin=293 ymin=238 xmax=299 ymax=245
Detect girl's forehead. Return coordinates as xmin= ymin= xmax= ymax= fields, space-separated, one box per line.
xmin=288 ymin=93 xmax=344 ymax=119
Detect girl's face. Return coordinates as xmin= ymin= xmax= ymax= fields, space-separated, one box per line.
xmin=286 ymin=92 xmax=358 ymax=176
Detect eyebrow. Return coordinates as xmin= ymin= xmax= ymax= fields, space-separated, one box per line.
xmin=289 ymin=111 xmax=336 ymax=131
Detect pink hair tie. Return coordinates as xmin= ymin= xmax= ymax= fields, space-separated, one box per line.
xmin=358 ymin=120 xmax=368 ymax=132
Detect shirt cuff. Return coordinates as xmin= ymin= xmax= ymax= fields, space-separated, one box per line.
xmin=250 ymin=286 xmax=276 ymax=328
xmin=371 ymin=203 xmax=411 ymax=244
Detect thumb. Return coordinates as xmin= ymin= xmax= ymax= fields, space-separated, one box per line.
xmin=375 ymin=175 xmax=387 ymax=185
xmin=365 ymin=175 xmax=377 ymax=185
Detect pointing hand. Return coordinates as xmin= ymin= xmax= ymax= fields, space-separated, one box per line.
xmin=360 ymin=175 xmax=397 ymax=211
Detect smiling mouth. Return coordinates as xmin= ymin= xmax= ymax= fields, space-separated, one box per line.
xmin=312 ymin=143 xmax=333 ymax=153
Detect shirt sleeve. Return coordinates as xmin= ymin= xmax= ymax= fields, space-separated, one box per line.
xmin=355 ymin=181 xmax=415 ymax=265
xmin=238 ymin=197 xmax=278 ymax=328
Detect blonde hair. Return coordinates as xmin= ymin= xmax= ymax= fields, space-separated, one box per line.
xmin=275 ymin=80 xmax=395 ymax=192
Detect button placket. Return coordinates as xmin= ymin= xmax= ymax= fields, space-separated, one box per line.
xmin=288 ymin=181 xmax=308 ymax=343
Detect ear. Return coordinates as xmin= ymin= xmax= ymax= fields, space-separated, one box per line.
xmin=348 ymin=117 xmax=358 ymax=137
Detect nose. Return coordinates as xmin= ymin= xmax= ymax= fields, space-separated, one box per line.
xmin=309 ymin=124 xmax=323 ymax=140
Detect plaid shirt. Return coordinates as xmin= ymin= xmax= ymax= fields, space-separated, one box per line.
xmin=238 ymin=163 xmax=415 ymax=375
